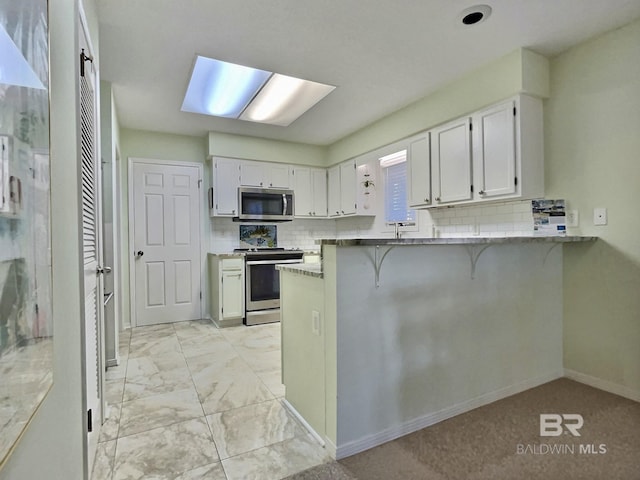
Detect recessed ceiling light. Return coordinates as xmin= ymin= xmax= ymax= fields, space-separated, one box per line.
xmin=458 ymin=5 xmax=492 ymax=26
xmin=181 ymin=56 xmax=335 ymax=126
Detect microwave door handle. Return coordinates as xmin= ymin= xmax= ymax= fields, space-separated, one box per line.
xmin=282 ymin=193 xmax=287 ymax=216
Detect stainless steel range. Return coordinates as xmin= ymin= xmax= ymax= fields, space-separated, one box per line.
xmin=235 ymin=248 xmax=304 ymax=325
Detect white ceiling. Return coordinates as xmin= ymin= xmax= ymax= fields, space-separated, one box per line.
xmin=97 ymin=0 xmax=640 ymax=146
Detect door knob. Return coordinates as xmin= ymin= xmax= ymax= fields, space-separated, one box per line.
xmin=96 ymin=265 xmax=112 ymax=275
xmin=136 ymin=250 xmax=144 ymax=258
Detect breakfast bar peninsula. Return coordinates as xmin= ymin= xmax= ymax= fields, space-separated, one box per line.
xmin=276 ymin=236 xmax=596 ymax=459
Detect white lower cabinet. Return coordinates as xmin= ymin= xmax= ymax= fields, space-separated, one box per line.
xmin=209 ymin=255 xmax=244 ymax=327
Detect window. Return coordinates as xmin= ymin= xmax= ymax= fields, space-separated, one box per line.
xmin=380 ymin=150 xmax=416 ymax=226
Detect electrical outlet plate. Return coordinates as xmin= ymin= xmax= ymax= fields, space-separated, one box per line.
xmin=566 ymin=210 xmax=579 ymax=227
xmin=311 ymin=310 xmax=321 ymax=336
xmin=593 ymin=207 xmax=607 ymax=226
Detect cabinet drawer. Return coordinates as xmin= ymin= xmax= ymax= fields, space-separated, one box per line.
xmin=221 ymin=257 xmax=244 ymax=271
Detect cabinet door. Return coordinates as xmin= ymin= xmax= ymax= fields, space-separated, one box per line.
xmin=240 ymin=161 xmax=266 ymax=187
xmin=268 ymin=164 xmax=291 ymax=188
xmin=339 ymin=161 xmax=356 ymax=215
xmin=221 ymin=269 xmax=244 ymax=320
xmin=214 ymin=158 xmax=240 ymax=216
xmin=292 ymin=167 xmax=313 ymax=217
xmin=432 ymin=118 xmax=472 ymax=204
xmin=407 ymin=134 xmax=431 ymax=208
xmin=327 ymin=165 xmax=341 ymax=217
xmin=474 ymin=100 xmax=517 ymax=199
xmin=311 ymin=168 xmax=327 ymax=217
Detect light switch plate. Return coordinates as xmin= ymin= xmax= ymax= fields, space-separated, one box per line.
xmin=566 ymin=210 xmax=579 ymax=227
xmin=593 ymin=207 xmax=607 ymax=226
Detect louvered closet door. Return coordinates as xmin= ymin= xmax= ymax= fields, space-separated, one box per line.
xmin=79 ymin=19 xmax=104 ymax=470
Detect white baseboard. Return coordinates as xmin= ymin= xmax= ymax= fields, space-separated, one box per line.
xmin=282 ymin=399 xmax=326 ymax=447
xmin=335 ymin=370 xmax=563 ymax=460
xmin=564 ymin=369 xmax=640 ymax=403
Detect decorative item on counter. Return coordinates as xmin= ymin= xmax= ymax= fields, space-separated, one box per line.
xmin=532 ymin=199 xmax=566 ymax=236
xmin=239 ymin=224 xmax=277 ymax=248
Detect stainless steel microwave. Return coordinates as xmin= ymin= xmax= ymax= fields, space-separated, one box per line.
xmin=235 ymin=187 xmax=294 ymax=222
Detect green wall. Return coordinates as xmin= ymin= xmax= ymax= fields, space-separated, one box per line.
xmin=119 ymin=128 xmax=208 ymax=326
xmin=208 ymin=131 xmax=326 ymax=166
xmin=545 ymin=18 xmax=640 ymax=396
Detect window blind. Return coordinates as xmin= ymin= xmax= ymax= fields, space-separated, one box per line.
xmin=384 ymin=160 xmax=415 ymax=224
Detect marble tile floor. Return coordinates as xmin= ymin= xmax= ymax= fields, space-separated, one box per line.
xmin=92 ymin=320 xmax=330 ymax=480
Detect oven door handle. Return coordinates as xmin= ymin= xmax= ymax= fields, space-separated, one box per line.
xmin=246 ymin=259 xmax=302 ymax=266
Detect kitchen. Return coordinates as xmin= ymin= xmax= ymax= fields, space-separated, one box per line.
xmin=1 ymin=1 xmax=640 ymax=479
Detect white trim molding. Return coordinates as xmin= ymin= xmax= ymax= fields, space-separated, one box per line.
xmin=564 ymin=369 xmax=640 ymax=403
xmin=334 ymin=370 xmax=563 ymax=460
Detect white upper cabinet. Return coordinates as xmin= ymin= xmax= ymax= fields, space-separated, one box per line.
xmin=416 ymin=94 xmax=543 ymax=209
xmin=267 ymin=163 xmax=291 ymax=188
xmin=472 ymin=100 xmax=517 ymax=199
xmin=327 ymin=164 xmax=341 ymax=217
xmin=240 ymin=160 xmax=291 ymax=188
xmin=472 ymin=94 xmax=544 ymax=203
xmin=291 ymin=167 xmax=327 ymax=218
xmin=431 ymin=117 xmax=473 ymax=205
xmin=340 ymin=161 xmax=357 ymax=216
xmin=312 ymin=169 xmax=328 ymax=217
xmin=407 ymin=133 xmax=431 ymax=208
xmin=211 ymin=157 xmax=240 ymax=217
xmin=328 ymin=160 xmax=375 ymax=218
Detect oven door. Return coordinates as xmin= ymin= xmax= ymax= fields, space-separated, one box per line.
xmin=245 ymin=258 xmax=302 ymax=311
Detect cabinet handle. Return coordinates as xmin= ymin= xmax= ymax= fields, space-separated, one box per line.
xmin=341 ymin=210 xmax=344 ymax=214
xmin=260 ymin=182 xmax=263 ymax=186
xmin=232 ymin=209 xmax=236 ymax=215
xmin=313 ymin=211 xmax=316 ymax=215
xmin=435 ymin=197 xmax=441 ymax=202
xmin=309 ymin=211 xmax=312 ymax=215
xmin=425 ymin=198 xmax=430 ymax=203
xmin=336 ymin=211 xmax=340 ymax=215
xmin=479 ymin=190 xmax=485 ymax=195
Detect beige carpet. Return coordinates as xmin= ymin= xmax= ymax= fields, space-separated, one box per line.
xmin=285 ymin=379 xmax=640 ymax=480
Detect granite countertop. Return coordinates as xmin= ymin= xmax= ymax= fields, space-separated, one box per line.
xmin=318 ymin=236 xmax=597 ymax=246
xmin=276 ymin=263 xmax=323 ymax=278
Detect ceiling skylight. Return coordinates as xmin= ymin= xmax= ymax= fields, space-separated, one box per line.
xmin=181 ymin=56 xmax=335 ymax=126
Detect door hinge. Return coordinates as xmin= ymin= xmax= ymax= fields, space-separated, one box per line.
xmin=469 ymin=122 xmax=473 ymax=131
xmin=199 ymin=291 xmax=202 ymax=299
xmin=515 ymin=177 xmax=518 ymax=186
xmin=513 ymin=106 xmax=517 ymax=116
xmin=198 ymin=179 xmax=202 ymax=189
xmin=87 ymin=409 xmax=93 ymax=433
xmin=470 ymin=184 xmax=474 ymax=193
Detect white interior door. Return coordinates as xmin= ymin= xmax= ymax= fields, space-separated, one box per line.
xmin=79 ymin=14 xmax=103 ymax=472
xmin=132 ymin=161 xmax=202 ymax=326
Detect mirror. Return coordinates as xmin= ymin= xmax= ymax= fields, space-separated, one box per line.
xmin=0 ymin=0 xmax=52 ymax=467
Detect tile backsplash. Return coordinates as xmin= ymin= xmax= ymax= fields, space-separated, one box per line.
xmin=209 ymin=199 xmax=536 ymax=252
